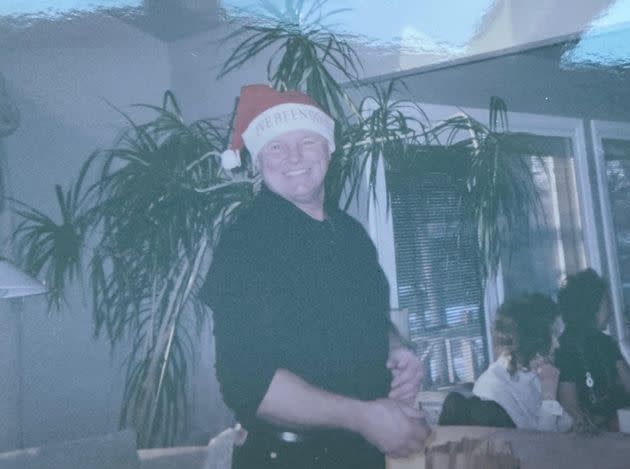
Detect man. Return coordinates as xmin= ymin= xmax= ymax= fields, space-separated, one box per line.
xmin=201 ymin=84 xmax=429 ymax=469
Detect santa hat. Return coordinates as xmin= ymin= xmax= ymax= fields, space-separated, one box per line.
xmin=220 ymin=84 xmax=335 ymax=170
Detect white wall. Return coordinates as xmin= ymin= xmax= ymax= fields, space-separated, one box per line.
xmin=168 ymin=23 xmax=278 ymax=121
xmin=0 ymin=300 xmax=21 ymax=451
xmin=0 ymin=13 xmax=171 ymax=449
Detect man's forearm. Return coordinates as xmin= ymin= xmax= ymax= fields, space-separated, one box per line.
xmin=256 ymin=368 xmax=367 ymax=433
xmin=256 ymin=368 xmax=431 ymax=458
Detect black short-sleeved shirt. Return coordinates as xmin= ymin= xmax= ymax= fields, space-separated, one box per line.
xmin=200 ymin=186 xmax=391 ymax=431
xmin=555 ymin=328 xmax=630 ymax=419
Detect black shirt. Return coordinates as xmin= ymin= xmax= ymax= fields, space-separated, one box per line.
xmin=200 ymin=187 xmax=391 ymax=431
xmin=555 ymin=328 xmax=630 ymax=419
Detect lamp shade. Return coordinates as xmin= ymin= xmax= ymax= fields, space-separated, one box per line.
xmin=0 ymin=259 xmax=47 ymax=299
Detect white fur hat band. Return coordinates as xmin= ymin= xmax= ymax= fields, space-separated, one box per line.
xmin=242 ymin=102 xmax=335 ymax=159
xmin=220 ymin=84 xmax=335 ymax=170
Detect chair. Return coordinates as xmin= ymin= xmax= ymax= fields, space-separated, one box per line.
xmin=438 ymin=392 xmax=516 ymax=428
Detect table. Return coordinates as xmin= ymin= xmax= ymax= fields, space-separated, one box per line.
xmin=387 ymin=425 xmax=630 ymax=469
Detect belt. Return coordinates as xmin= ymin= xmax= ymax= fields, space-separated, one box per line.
xmin=236 ymin=428 xmax=384 ymax=468
xmin=252 ymin=427 xmax=365 ymax=447
xmin=275 ymin=430 xmax=311 ymax=443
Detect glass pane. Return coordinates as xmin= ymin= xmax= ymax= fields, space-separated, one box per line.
xmin=390 ymin=162 xmax=487 ymax=390
xmin=603 ymin=138 xmax=630 ymax=315
xmin=502 ymin=135 xmax=587 ymax=298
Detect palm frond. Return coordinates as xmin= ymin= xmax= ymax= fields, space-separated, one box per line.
xmin=10 ymin=179 xmax=89 ymax=309
xmin=220 ymin=0 xmax=361 ymax=120
xmin=329 ymin=80 xmax=430 ymax=210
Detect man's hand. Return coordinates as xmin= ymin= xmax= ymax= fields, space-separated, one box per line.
xmin=387 ymin=347 xmax=423 ymax=405
xmin=356 ymin=398 xmax=431 ymax=459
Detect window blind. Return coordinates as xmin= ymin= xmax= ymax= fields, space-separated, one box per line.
xmin=388 ymin=148 xmax=487 ymax=389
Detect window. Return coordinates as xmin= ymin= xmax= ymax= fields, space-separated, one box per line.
xmin=602 ymin=138 xmax=630 ymax=316
xmin=591 ymin=121 xmax=630 ymax=345
xmin=501 ymin=135 xmax=587 ymax=299
xmin=388 ymin=149 xmax=487 ymax=388
xmin=372 ymin=110 xmax=595 ymax=390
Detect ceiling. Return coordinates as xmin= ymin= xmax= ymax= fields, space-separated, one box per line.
xmin=360 ymin=25 xmax=630 ymax=122
xmin=2 ymin=1 xmax=628 ymax=122
xmin=0 ymin=0 xmax=223 ymax=42
xmin=107 ymin=0 xmax=222 ymax=41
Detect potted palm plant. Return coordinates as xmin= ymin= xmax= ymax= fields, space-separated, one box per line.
xmin=10 ymin=0 xmax=541 ymax=447
xmin=12 ymin=92 xmax=255 ymax=447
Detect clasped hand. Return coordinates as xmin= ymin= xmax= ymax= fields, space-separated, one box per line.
xmin=357 ymin=347 xmax=430 ymax=458
xmin=359 ymin=398 xmax=431 ymax=459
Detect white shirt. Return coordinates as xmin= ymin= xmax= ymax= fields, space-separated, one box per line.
xmin=473 ymin=355 xmax=573 ymax=432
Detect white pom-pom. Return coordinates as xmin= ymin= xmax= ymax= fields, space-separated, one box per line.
xmin=220 ymin=149 xmax=240 ymax=170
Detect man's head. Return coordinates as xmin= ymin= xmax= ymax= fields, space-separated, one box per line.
xmin=223 ymin=84 xmax=335 ymax=209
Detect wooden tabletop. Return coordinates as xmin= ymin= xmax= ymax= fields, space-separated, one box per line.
xmin=387 ymin=425 xmax=630 ymax=469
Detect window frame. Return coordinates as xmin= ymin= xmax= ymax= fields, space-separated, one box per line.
xmin=363 ymin=103 xmax=600 ymax=362
xmin=590 ymin=119 xmax=630 ymax=361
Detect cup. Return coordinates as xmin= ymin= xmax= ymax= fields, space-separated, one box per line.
xmin=618 ymin=407 xmax=630 ymax=433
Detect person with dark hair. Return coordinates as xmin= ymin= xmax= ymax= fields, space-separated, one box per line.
xmin=472 ymin=294 xmax=573 ymax=431
xmin=555 ymin=268 xmax=630 ymax=431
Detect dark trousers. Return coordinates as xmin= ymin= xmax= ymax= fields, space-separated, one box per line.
xmin=232 ymin=430 xmax=385 ymax=469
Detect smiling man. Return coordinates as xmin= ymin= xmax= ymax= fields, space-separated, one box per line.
xmin=201 ymin=84 xmax=429 ymax=469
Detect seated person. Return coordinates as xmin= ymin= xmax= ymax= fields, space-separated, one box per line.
xmin=556 ymin=268 xmax=630 ymax=431
xmin=473 ymin=294 xmax=573 ymax=432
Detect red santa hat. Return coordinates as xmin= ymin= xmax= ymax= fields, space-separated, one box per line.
xmin=220 ymin=84 xmax=335 ymax=170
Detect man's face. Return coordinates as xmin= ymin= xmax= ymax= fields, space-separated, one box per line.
xmin=257 ymin=129 xmax=330 ymax=208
